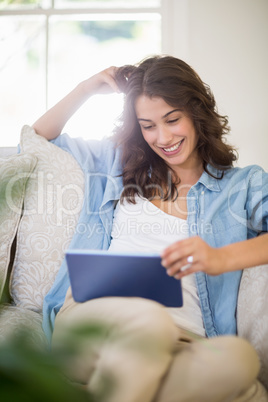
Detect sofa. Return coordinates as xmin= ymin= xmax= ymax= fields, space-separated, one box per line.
xmin=0 ymin=125 xmax=267 ymax=400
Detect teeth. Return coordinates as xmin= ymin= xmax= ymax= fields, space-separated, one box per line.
xmin=164 ymin=140 xmax=182 ymax=152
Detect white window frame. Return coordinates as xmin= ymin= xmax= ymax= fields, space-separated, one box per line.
xmin=0 ymin=0 xmax=188 ymax=95
xmin=0 ymin=0 xmax=165 ymax=106
xmin=0 ymin=0 xmax=188 ymax=148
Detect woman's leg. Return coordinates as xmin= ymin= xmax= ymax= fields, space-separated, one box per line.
xmin=153 ymin=333 xmax=260 ymax=402
xmin=52 ymin=290 xmax=179 ymax=402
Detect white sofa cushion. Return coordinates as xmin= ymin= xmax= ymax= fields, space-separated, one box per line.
xmin=10 ymin=125 xmax=84 ymax=312
xmin=237 ymin=265 xmax=268 ymax=390
xmin=0 ymin=153 xmax=36 ymax=300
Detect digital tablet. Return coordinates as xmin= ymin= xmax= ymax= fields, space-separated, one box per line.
xmin=65 ymin=249 xmax=183 ymax=307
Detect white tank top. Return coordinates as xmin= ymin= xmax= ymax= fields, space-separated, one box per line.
xmin=109 ymin=196 xmax=206 ymax=337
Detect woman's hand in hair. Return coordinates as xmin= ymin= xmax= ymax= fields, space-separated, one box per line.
xmin=32 ymin=66 xmax=121 ymax=139
xmin=84 ymin=66 xmax=121 ymax=96
xmin=161 ymin=236 xmax=227 ymax=279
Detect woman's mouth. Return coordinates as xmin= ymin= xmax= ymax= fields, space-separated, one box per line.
xmin=161 ymin=139 xmax=184 ymax=155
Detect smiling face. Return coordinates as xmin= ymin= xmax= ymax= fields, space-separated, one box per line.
xmin=135 ymin=95 xmax=202 ymax=178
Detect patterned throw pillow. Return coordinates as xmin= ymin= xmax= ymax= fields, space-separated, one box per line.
xmin=10 ymin=125 xmax=84 ymax=312
xmin=0 ymin=153 xmax=36 ymax=300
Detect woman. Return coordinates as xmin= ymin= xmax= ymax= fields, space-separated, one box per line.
xmin=33 ymin=55 xmax=268 ymax=401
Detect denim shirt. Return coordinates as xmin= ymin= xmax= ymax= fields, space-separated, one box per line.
xmin=42 ymin=134 xmax=268 ymax=343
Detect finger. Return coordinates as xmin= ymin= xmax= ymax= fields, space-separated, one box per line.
xmin=173 ymin=257 xmax=202 ymax=279
xmin=101 ymin=76 xmax=120 ymax=94
xmin=161 ymin=243 xmax=194 ymax=270
xmin=96 ymin=67 xmax=120 ymax=94
xmin=174 ymin=263 xmax=197 ymax=279
xmin=105 ymin=66 xmax=121 ymax=93
xmin=164 ymin=250 xmax=197 ymax=278
xmin=166 ymin=259 xmax=193 ymax=277
xmin=161 ymin=237 xmax=194 ymax=260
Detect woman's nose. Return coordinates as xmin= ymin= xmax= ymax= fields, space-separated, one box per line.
xmin=157 ymin=125 xmax=173 ymax=145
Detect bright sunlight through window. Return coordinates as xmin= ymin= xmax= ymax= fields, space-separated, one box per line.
xmin=0 ymin=0 xmax=162 ymax=146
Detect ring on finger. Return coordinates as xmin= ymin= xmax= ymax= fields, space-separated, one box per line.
xmin=181 ymin=256 xmax=193 ymax=272
xmin=187 ymin=255 xmax=194 ymax=264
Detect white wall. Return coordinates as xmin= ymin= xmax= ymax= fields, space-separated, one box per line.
xmin=163 ymin=0 xmax=268 ymax=170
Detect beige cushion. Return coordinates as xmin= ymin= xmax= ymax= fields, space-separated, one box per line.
xmin=10 ymin=125 xmax=84 ymax=312
xmin=0 ymin=153 xmax=36 ymax=299
xmin=237 ymin=265 xmax=268 ymax=391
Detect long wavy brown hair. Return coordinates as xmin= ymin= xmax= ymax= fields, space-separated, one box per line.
xmin=113 ymin=55 xmax=237 ymax=202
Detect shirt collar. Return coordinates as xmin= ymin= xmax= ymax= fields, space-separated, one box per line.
xmin=196 ymin=165 xmax=223 ymax=192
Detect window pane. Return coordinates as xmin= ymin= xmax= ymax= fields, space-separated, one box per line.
xmin=0 ymin=17 xmax=46 ymax=146
xmin=0 ymin=0 xmax=50 ymax=10
xmin=54 ymin=0 xmax=160 ymax=9
xmin=48 ymin=15 xmax=161 ymax=140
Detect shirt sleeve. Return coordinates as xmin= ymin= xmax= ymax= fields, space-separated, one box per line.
xmin=51 ymin=134 xmax=118 ymax=174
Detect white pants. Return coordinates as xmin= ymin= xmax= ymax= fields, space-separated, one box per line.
xmin=52 ymin=288 xmax=261 ymax=402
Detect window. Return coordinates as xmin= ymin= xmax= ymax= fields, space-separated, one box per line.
xmin=0 ymin=0 xmax=164 ymax=146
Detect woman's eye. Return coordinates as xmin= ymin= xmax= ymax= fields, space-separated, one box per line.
xmin=142 ymin=125 xmax=153 ymax=130
xmin=167 ymin=118 xmax=179 ymax=124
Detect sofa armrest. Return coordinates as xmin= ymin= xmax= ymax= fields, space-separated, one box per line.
xmin=237 ymin=264 xmax=268 ymax=390
xmin=0 ymin=147 xmax=17 ymax=157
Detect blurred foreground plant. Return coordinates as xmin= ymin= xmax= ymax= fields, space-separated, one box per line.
xmin=0 ymin=320 xmax=114 ymax=402
xmin=0 ymin=328 xmax=91 ymax=402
